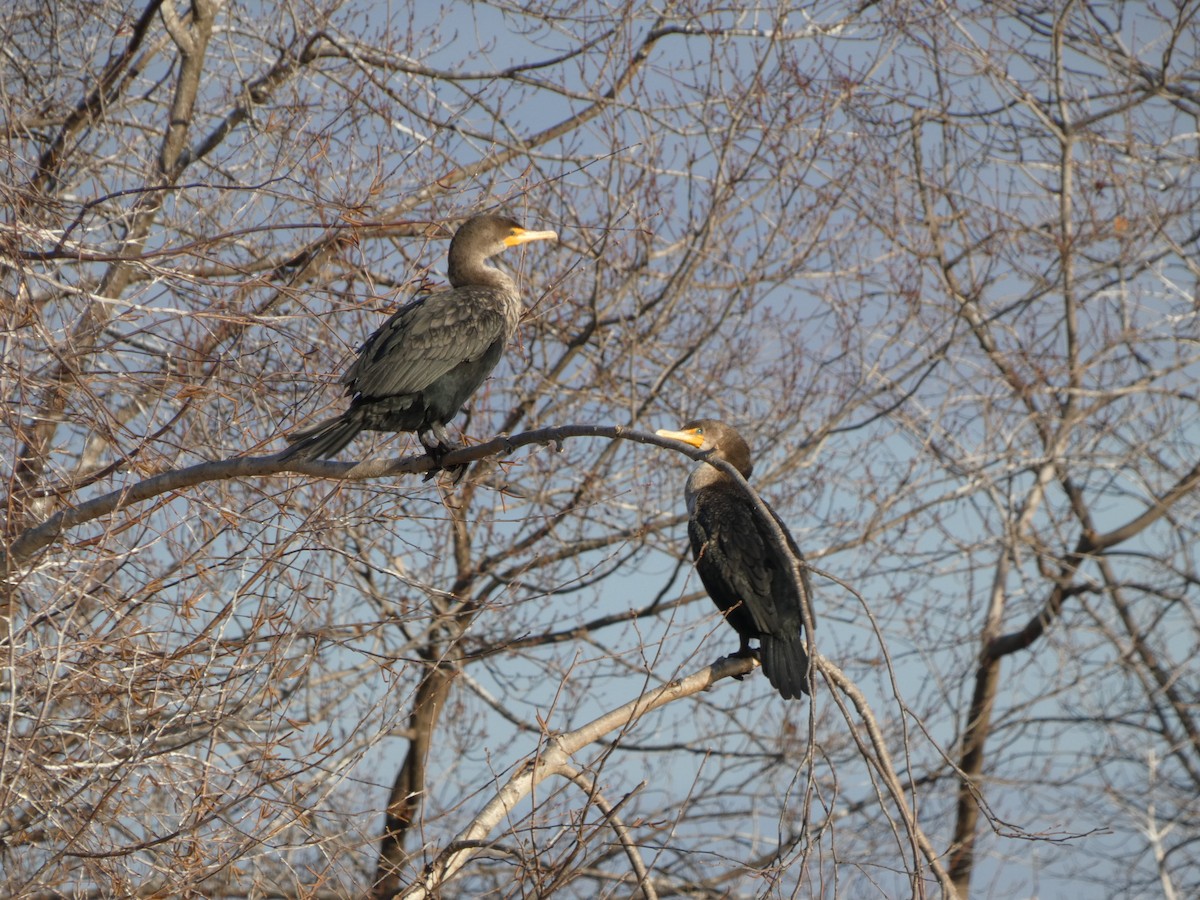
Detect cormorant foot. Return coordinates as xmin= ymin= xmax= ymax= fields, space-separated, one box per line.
xmin=725 ymin=644 xmax=761 ymax=681
xmin=731 ymin=640 xmax=760 ymax=660
xmin=432 ymin=459 xmax=471 ymax=485
xmin=419 ymin=432 xmax=469 ymax=484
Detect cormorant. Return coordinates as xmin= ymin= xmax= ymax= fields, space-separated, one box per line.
xmin=279 ymin=214 xmax=558 ymax=467
xmin=656 ymin=419 xmax=813 ymax=699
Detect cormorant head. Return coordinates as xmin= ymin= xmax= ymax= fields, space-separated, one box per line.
xmin=450 ymin=214 xmax=558 ymax=264
xmin=655 ymin=419 xmax=754 ymax=479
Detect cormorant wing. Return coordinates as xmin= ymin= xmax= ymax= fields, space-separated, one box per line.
xmin=341 ymin=287 xmax=511 ymax=399
xmin=765 ymin=504 xmax=815 ymax=630
xmin=690 ymin=492 xmax=804 ymax=639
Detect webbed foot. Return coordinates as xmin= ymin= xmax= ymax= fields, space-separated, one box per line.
xmin=419 ymin=426 xmax=469 ymax=484
xmin=726 ymin=640 xmax=761 ymax=681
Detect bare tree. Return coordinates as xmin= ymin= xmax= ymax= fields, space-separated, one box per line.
xmin=2 ymin=1 xmax=1198 ymax=898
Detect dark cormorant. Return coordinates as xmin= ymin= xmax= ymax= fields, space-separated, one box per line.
xmin=656 ymin=419 xmax=813 ymax=699
xmin=279 ymin=214 xmax=558 ymax=465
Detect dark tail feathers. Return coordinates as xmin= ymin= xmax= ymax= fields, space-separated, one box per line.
xmin=760 ymin=631 xmax=810 ymax=699
xmin=277 ymin=407 xmax=366 ymax=461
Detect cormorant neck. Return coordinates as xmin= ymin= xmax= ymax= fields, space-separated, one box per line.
xmin=447 ymin=255 xmax=517 ymax=292
xmin=684 ymin=462 xmax=733 ymax=511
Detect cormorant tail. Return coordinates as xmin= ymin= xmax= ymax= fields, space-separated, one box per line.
xmin=278 ymin=407 xmax=366 ymax=461
xmin=760 ymin=632 xmax=810 ymax=699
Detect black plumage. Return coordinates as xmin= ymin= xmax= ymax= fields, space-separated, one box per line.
xmin=279 ymin=214 xmax=557 ymax=464
xmin=657 ymin=419 xmax=813 ymax=699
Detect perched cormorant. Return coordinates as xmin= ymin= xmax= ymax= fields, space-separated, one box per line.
xmin=656 ymin=420 xmax=813 ymax=699
xmin=279 ymin=214 xmax=557 ymax=466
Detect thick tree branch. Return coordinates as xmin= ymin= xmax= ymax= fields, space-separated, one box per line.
xmin=371 ymin=663 xmax=455 ymax=899
xmin=0 ymin=426 xmax=698 ymax=599
xmin=28 ymin=0 xmax=166 ymax=193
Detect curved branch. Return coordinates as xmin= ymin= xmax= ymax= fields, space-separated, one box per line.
xmin=987 ymin=458 xmax=1200 ymax=661
xmin=1 ymin=425 xmax=703 ymax=577
xmin=559 ymin=766 xmax=657 ymax=900
xmin=399 ymin=654 xmax=756 ymax=899
xmin=399 ymin=646 xmax=955 ymax=899
xmin=821 ymin=658 xmax=959 ymax=899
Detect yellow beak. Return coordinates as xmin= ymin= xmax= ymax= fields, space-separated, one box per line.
xmin=505 ymin=228 xmax=558 ymax=247
xmin=655 ymin=428 xmax=705 ymax=449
